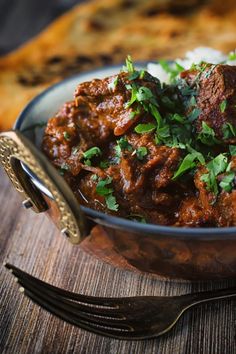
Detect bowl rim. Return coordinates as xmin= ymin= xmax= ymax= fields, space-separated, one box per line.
xmin=15 ymin=64 xmax=236 ymax=238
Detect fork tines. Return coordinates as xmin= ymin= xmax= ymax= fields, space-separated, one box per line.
xmin=5 ymin=263 xmax=138 ymax=339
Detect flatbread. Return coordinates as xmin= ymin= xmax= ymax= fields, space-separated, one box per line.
xmin=0 ymin=0 xmax=236 ymax=130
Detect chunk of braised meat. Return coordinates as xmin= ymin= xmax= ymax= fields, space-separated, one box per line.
xmin=42 ymin=100 xmax=112 ymax=173
xmin=109 ymin=133 xmax=182 ymax=193
xmin=176 ymin=197 xmax=212 ymax=227
xmin=74 ymin=71 xmax=161 ymax=136
xmin=43 ymin=71 xmax=161 ymax=174
xmin=181 ymin=64 xmax=236 ymax=143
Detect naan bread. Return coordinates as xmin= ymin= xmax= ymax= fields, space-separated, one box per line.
xmin=0 ymin=0 xmax=236 ymax=130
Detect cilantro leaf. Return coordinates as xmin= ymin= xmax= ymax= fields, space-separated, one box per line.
xmin=96 ymin=177 xmax=113 ymax=196
xmin=91 ymin=174 xmax=98 ymax=181
xmin=128 ymin=71 xmax=140 ymax=80
xmin=117 ymin=136 xmax=132 ymax=150
xmin=197 ymin=121 xmax=220 ymax=146
xmin=136 ymin=147 xmax=148 ymax=160
xmin=219 ymin=172 xmax=235 ymax=192
xmin=172 ymin=152 xmax=203 ymax=180
xmin=220 ymin=99 xmax=227 ymax=113
xmin=159 ymin=60 xmax=184 ymax=83
xmin=207 ymin=153 xmax=228 ymax=176
xmin=222 ymin=123 xmax=236 ymax=139
xmin=96 ymin=177 xmax=119 ymax=211
xmin=135 ymin=123 xmax=156 ymax=134
xmin=112 ymin=137 xmax=132 ymax=164
xmin=201 ymin=171 xmax=218 ymax=195
xmin=63 ymin=131 xmax=71 ymax=141
xmin=108 ymin=76 xmax=119 ymax=91
xmin=113 ymin=144 xmax=122 ymax=164
xmin=99 ymin=160 xmax=110 ymax=169
xmin=173 ymin=146 xmax=205 ymax=180
xmin=125 ymin=55 xmax=135 ymax=73
xmin=105 ymin=194 xmax=119 ymax=211
xmin=201 ymin=154 xmax=229 ymax=194
xmin=83 ymin=147 xmax=102 ymax=160
xmin=229 ymin=145 xmax=236 ymax=156
xmin=188 ymin=108 xmax=201 ymax=122
xmin=228 ymin=51 xmax=236 ymax=61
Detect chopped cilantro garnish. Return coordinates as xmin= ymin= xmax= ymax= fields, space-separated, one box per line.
xmin=91 ymin=174 xmax=98 ymax=181
xmin=108 ymin=76 xmax=119 ymax=91
xmin=139 ymin=70 xmax=145 ymax=79
xmin=134 ymin=123 xmax=156 ymax=134
xmin=84 ymin=160 xmax=91 ymax=166
xmin=136 ymin=147 xmax=148 ymax=160
xmin=172 ymin=148 xmax=205 ymax=180
xmin=228 ymin=51 xmax=236 ymax=61
xmin=189 ymin=96 xmax=197 ymax=107
xmin=207 ymin=153 xmax=228 ymax=176
xmin=83 ymin=147 xmax=102 ymax=160
xmin=149 ymin=104 xmax=162 ymax=127
xmin=105 ymin=194 xmax=119 ymax=211
xmin=219 ymin=172 xmax=235 ymax=192
xmin=220 ymin=99 xmax=227 ymax=113
xmin=161 ymin=96 xmax=176 ymax=110
xmin=83 ymin=147 xmax=102 ymax=165
xmin=229 ymin=145 xmax=236 ymax=156
xmin=200 ymin=154 xmax=229 ymax=194
xmin=201 ymin=171 xmax=218 ymax=195
xmin=136 ymin=86 xmax=156 ymax=104
xmin=113 ymin=144 xmax=122 ymax=164
xmin=63 ymin=131 xmax=71 ymax=141
xmin=159 ymin=60 xmax=184 ymax=83
xmin=188 ymin=108 xmax=201 ymax=122
xmin=129 ymin=110 xmax=139 ymax=119
xmin=170 ymin=113 xmax=186 ymax=123
xmin=96 ymin=177 xmax=113 ymax=195
xmin=96 ymin=177 xmax=119 ymax=211
xmin=117 ymin=136 xmax=132 ymax=150
xmin=197 ymin=121 xmax=220 ymax=146
xmin=100 ymin=160 xmax=110 ymax=169
xmin=128 ymin=71 xmax=140 ymax=80
xmin=222 ymin=123 xmax=236 ymax=139
xmin=125 ymin=55 xmax=135 ymax=73
xmin=112 ymin=137 xmax=132 ymax=164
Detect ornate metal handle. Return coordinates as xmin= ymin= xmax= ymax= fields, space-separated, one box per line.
xmin=0 ymin=131 xmax=87 ymax=244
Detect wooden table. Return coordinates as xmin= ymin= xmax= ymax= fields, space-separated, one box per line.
xmin=1 ymin=167 xmax=236 ymax=354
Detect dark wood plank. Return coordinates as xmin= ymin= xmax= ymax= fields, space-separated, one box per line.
xmin=1 ymin=167 xmax=236 ymax=353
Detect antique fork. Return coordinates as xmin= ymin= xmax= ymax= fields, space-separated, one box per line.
xmin=5 ymin=263 xmax=236 ymax=340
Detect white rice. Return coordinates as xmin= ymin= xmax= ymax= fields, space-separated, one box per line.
xmin=147 ymin=47 xmax=236 ymax=84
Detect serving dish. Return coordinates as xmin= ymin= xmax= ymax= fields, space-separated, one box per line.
xmin=1 ymin=64 xmax=236 ymax=281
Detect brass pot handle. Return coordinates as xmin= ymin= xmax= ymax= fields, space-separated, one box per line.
xmin=0 ymin=130 xmax=87 ymax=244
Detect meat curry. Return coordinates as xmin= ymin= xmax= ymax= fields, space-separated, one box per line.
xmin=42 ymin=58 xmax=236 ymax=227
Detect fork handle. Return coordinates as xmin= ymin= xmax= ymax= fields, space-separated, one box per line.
xmin=180 ymin=286 xmax=236 ymax=308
